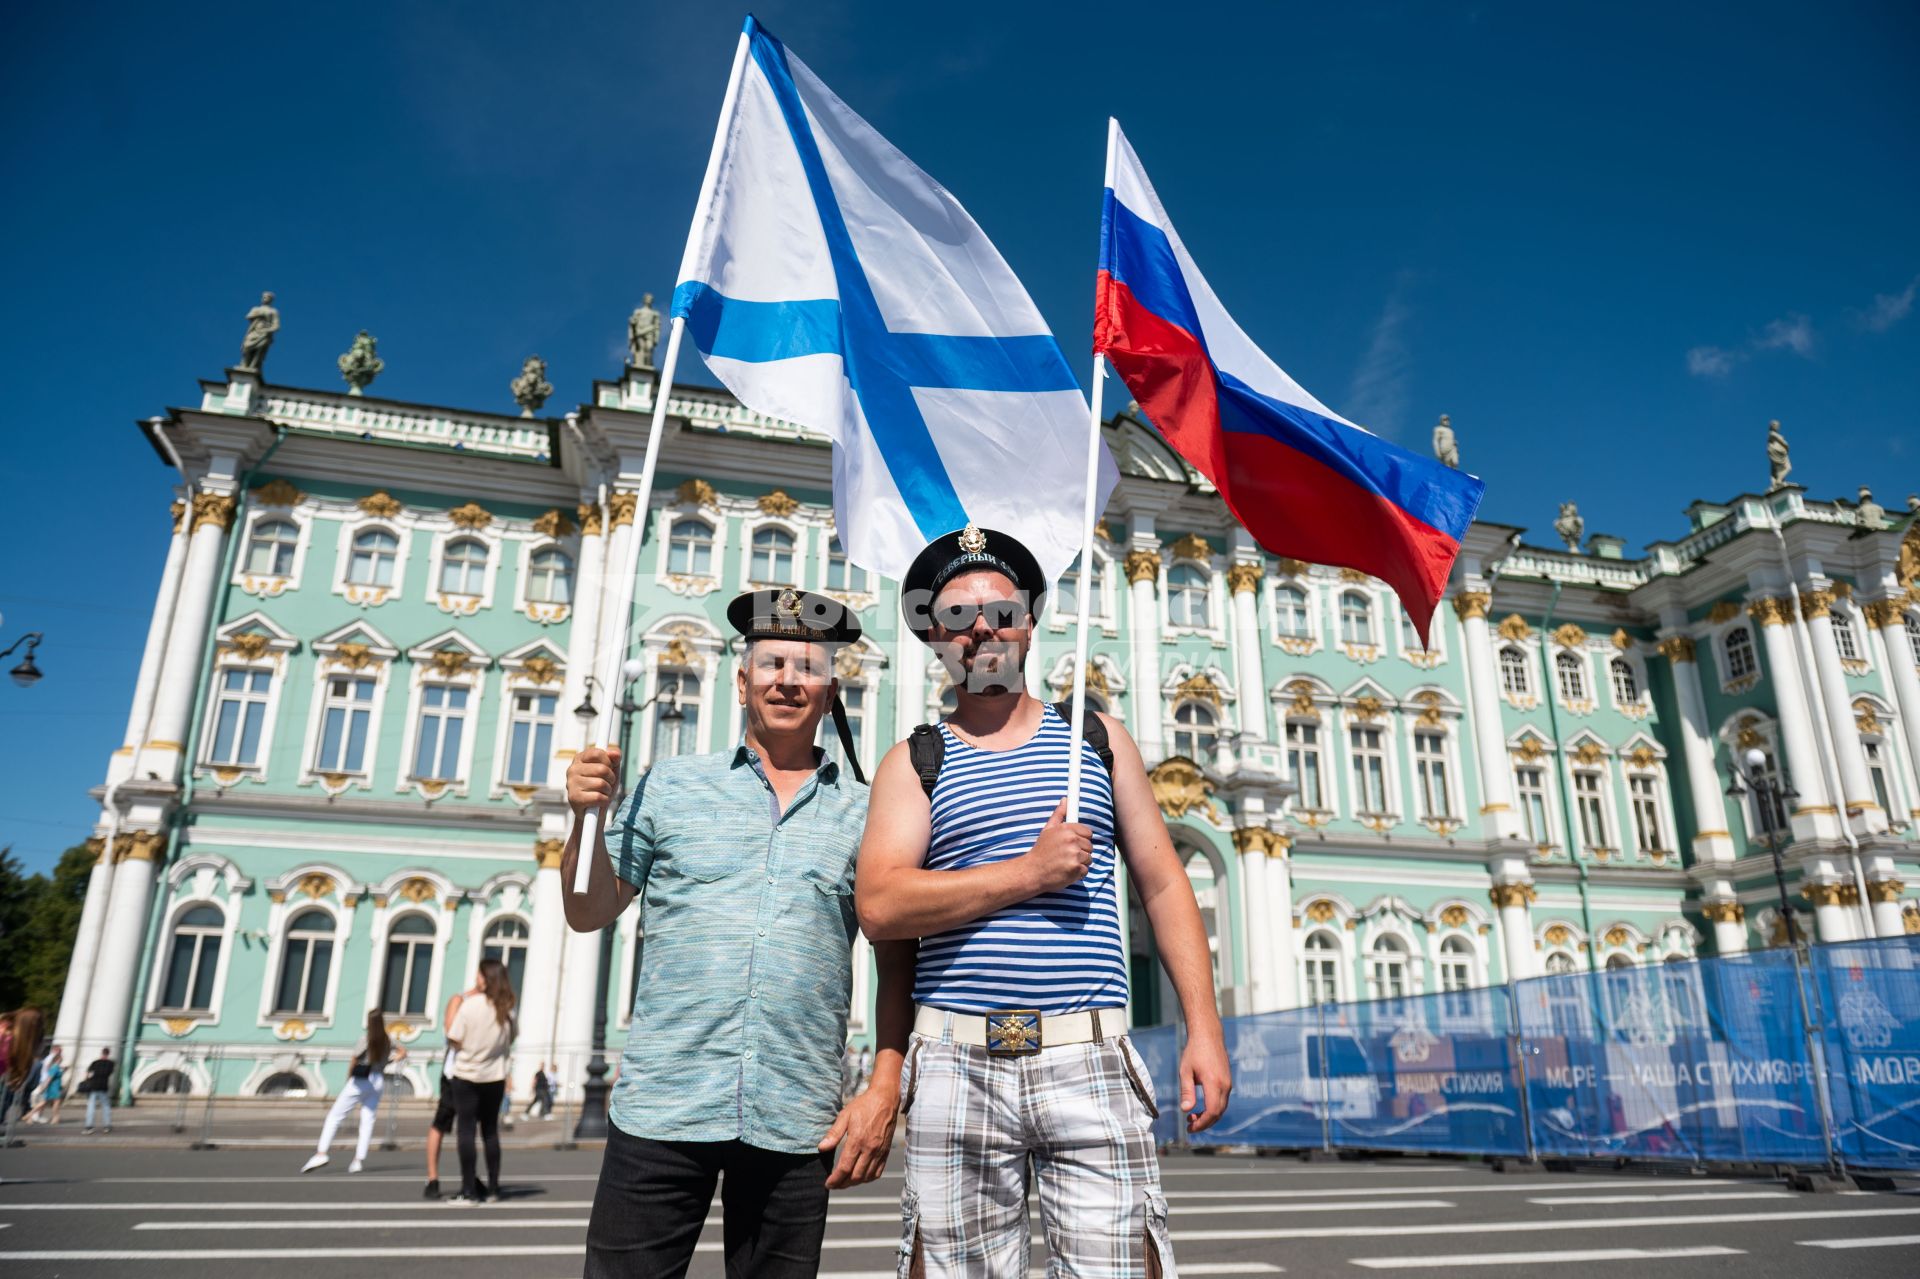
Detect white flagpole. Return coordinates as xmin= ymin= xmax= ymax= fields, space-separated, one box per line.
xmin=1065 ymin=116 xmax=1122 ymax=825
xmin=572 ymin=30 xmax=751 ymax=894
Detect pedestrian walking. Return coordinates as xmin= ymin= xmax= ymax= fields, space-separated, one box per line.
xmin=301 ymin=1011 xmax=403 ymax=1174
xmin=79 ymin=1046 xmax=114 ymax=1134
xmin=422 ymin=989 xmax=466 ymax=1198
xmin=26 ymin=1045 xmax=65 ymax=1125
xmin=444 ymin=957 xmax=516 ymax=1205
xmin=524 ymin=1064 xmax=553 ymax=1119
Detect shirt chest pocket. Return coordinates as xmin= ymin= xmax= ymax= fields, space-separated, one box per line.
xmin=797 ymin=843 xmax=856 ymax=898
xmin=655 ymin=803 xmax=767 ymax=883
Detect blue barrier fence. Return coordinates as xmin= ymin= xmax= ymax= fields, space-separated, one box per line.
xmin=1137 ymin=933 xmax=1920 ymax=1171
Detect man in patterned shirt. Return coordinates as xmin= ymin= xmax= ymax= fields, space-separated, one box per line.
xmin=857 ymin=525 xmax=1232 ymax=1278
xmin=564 ymin=588 xmax=912 ymax=1278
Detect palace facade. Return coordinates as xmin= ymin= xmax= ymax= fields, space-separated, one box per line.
xmin=56 ymin=356 xmax=1920 ymax=1100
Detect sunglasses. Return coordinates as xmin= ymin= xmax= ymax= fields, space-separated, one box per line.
xmin=932 ymin=598 xmax=1028 ymax=633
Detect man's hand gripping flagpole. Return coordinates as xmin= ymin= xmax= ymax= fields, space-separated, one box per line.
xmin=571 ymin=30 xmax=752 ymax=896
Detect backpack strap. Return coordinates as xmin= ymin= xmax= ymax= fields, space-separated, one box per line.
xmin=907 ymin=723 xmax=945 ymax=798
xmin=1051 ymin=700 xmax=1115 ymax=776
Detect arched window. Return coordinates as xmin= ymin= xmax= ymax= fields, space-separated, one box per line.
xmin=273 ymin=909 xmax=333 ymax=1015
xmin=1605 ymin=952 xmax=1636 ymax=970
xmin=526 ymin=547 xmax=573 ymax=604
xmin=381 ymin=913 xmax=436 ymax=1017
xmin=826 ymin=537 xmax=869 ymax=594
xmin=1439 ymin=936 xmax=1475 ymax=994
xmin=1171 ymin=700 xmax=1220 ymax=761
xmin=139 ymin=1069 xmax=193 ymax=1095
xmin=1543 ymin=951 xmax=1579 ymax=976
xmin=1057 ymin=553 xmax=1106 ymax=621
xmin=1340 ymin=592 xmax=1374 ymax=645
xmin=1555 ymin=652 xmax=1587 ymax=703
xmin=1499 ymin=646 xmax=1530 ymax=697
xmin=651 ymin=670 xmax=701 ymax=762
xmin=1610 ymin=658 xmax=1639 ymax=704
xmin=749 ymin=526 xmax=797 ymax=584
xmin=668 ymin=519 xmax=715 ymax=577
xmin=1370 ymin=935 xmax=1411 ymax=999
xmin=1863 ymin=733 xmax=1896 ymax=817
xmin=347 ymin=528 xmax=398 ymax=587
xmin=257 ymin=1071 xmax=312 ymax=1097
xmin=1275 ymin=584 xmax=1311 ymax=638
xmin=1168 ymin=563 xmax=1210 ymax=628
xmin=160 ymin=904 xmax=224 ymax=1012
xmin=1303 ymin=930 xmax=1341 ymax=1005
xmin=482 ymin=916 xmax=529 ymax=995
xmin=1833 ymin=607 xmax=1862 ymax=662
xmin=438 ymin=538 xmax=488 ymax=596
xmin=245 ymin=519 xmax=298 ymax=577
xmin=1724 ymin=627 xmax=1757 ymax=680
xmin=1905 ymin=613 xmax=1920 ymax=666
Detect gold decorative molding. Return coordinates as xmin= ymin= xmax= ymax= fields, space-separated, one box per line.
xmin=1147 ymin=756 xmax=1219 ymax=820
xmin=221 ymin=632 xmax=274 ymax=661
xmin=1572 ymin=742 xmax=1607 ymax=766
xmin=1275 ymin=557 xmax=1309 ymax=579
xmin=834 ymin=645 xmax=866 ymax=682
xmin=1055 ymin=663 xmax=1110 ymax=699
xmin=1232 ymin=827 xmax=1282 ymax=856
xmin=1543 ymin=923 xmax=1572 ymax=945
xmin=1489 ymin=883 xmax=1537 ymax=909
xmin=1349 ymin=693 xmax=1385 ymax=723
xmin=1707 ymin=599 xmax=1743 ymax=625
xmin=1838 ymin=883 xmax=1861 ymax=907
xmin=1175 ymin=672 xmax=1223 ymax=706
xmin=1412 ymin=690 xmax=1445 ymax=727
xmin=1225 ymin=562 xmax=1262 ymax=596
xmin=1861 ymin=598 xmax=1903 ymax=629
xmin=332 ymin=642 xmax=375 ymax=670
xmin=418 ymin=780 xmax=449 ymax=799
xmin=1626 ymin=745 xmax=1659 ymax=770
xmin=1655 ymin=635 xmax=1697 ymax=663
xmin=1603 ymin=925 xmax=1630 ymax=947
xmin=1123 ymin=548 xmax=1161 ymax=584
xmin=114 ymin=830 xmax=163 ymax=863
xmin=268 ymin=888 xmax=287 ymax=903
xmin=429 ymin=649 xmax=473 ymax=676
xmin=397 ymin=877 xmax=436 ymax=904
xmin=252 ymin=477 xmax=304 ymax=507
xmin=607 ymin=491 xmax=639 ymax=527
xmin=1611 ymin=628 xmax=1634 ymax=650
xmin=1802 ymin=881 xmax=1847 ymax=908
xmin=1094 ymin=519 xmax=1115 ymax=542
xmin=208 ymin=765 xmax=243 ymax=786
xmin=1748 ymin=597 xmax=1794 ymax=627
xmin=86 ymin=835 xmax=108 ymax=865
xmin=520 ymin=655 xmax=561 ymax=685
xmin=446 ymin=501 xmax=492 ymax=530
xmin=161 ymin=1017 xmax=197 ymax=1037
xmin=671 ymin=477 xmax=717 ymax=508
xmin=1170 ymin=532 xmax=1212 ymax=562
xmin=170 ymin=499 xmax=186 ymax=532
xmin=1905 ymin=904 xmax=1920 ymax=935
xmin=273 ymin=1018 xmax=314 ymax=1042
xmin=1339 ymin=567 xmax=1370 ymax=583
xmin=191 ymin=491 xmax=237 ymax=532
xmin=1304 ymin=899 xmax=1338 ymax=924
xmin=1734 ymin=715 xmax=1766 ymax=751
xmin=577 ymin=501 xmax=605 ymax=536
xmin=1701 ymin=899 xmax=1746 ymax=924
xmin=659 ymin=636 xmax=695 ymax=668
xmin=1439 ymin=905 xmax=1471 ymax=929
xmin=1513 ymin=736 xmax=1550 ymax=762
xmin=1496 ymin=614 xmax=1533 ymax=643
xmin=532 ymin=507 xmax=576 ymax=538
xmin=295 ymin=872 xmax=334 ymax=899
xmin=1866 ymin=878 xmax=1906 ymax=904
xmin=1453 ymin=591 xmax=1492 ymax=621
xmin=1551 ymin=623 xmax=1588 ymax=649
xmin=357 ymin=490 xmax=404 ymax=518
xmin=1799 ymin=587 xmax=1834 ymax=620
xmin=1854 ymin=700 xmax=1884 ymax=736
xmin=534 ymin=838 xmax=565 ymax=871
xmin=1283 ymin=680 xmax=1319 ymax=720
xmin=756 ymin=489 xmax=800 ymax=517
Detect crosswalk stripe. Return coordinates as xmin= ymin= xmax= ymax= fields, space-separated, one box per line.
xmin=1167 ymin=1206 xmax=1920 ymax=1243
xmin=1165 ymin=1180 xmax=1743 ymax=1201
xmin=1348 ymin=1246 xmax=1745 ymax=1268
xmin=1796 ymin=1235 xmax=1920 ymax=1249
xmin=1525 ymin=1191 xmax=1792 ymax=1205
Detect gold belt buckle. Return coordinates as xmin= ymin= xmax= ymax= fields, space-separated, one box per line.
xmin=985 ymin=1009 xmax=1042 ymax=1057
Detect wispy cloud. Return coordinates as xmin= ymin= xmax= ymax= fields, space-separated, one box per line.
xmin=1686 ymin=312 xmax=1816 ymax=378
xmin=1346 ymin=286 xmax=1413 ymax=436
xmin=1856 ymin=275 xmax=1919 ymax=333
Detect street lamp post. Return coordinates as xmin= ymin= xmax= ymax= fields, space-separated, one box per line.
xmin=1 ymin=632 xmax=45 ymax=687
xmin=572 ymin=660 xmax=681 ymax=1141
xmin=1724 ymin=747 xmax=1802 ymax=947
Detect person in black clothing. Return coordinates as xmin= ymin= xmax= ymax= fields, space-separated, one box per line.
xmin=524 ymin=1065 xmax=553 ymax=1119
xmin=80 ymin=1048 xmax=114 ymax=1134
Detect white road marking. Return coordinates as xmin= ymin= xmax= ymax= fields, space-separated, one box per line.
xmin=1166 ymin=1180 xmax=1743 ymax=1201
xmin=823 ymin=1268 xmax=1280 ymax=1279
xmin=1797 ymin=1235 xmax=1920 ymax=1249
xmin=1349 ymin=1246 xmax=1745 ymax=1268
xmin=1167 ymin=1205 xmax=1920 ymax=1242
xmin=1526 ymin=1191 xmax=1792 ymax=1205
xmin=0 ymin=1201 xmax=600 ymax=1211
xmin=0 ymin=1247 xmax=595 ymax=1261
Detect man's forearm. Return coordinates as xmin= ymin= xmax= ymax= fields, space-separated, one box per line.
xmin=1140 ymin=878 xmax=1223 ymax=1036
xmin=560 ymin=814 xmax=624 ymax=931
xmin=859 ymin=861 xmax=1039 ymax=940
xmin=865 ymin=940 xmax=917 ymax=1097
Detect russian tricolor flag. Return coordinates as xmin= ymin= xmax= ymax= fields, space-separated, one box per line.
xmin=1094 ymin=122 xmax=1486 ymax=642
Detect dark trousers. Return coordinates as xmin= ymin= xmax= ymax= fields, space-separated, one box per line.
xmin=585 ymin=1126 xmax=833 ymax=1279
xmin=448 ymin=1076 xmax=504 ymax=1197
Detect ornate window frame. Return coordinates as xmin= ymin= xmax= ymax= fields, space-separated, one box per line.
xmin=1395 ymin=603 xmax=1447 ymax=669
xmin=643 ymin=616 xmax=725 ymax=766
xmin=301 ymin=623 xmax=400 ymax=794
xmin=257 ymin=868 xmax=357 ymax=1037
xmin=424 ymin=521 xmax=502 ymax=618
xmin=1267 ymin=571 xmax=1320 ymax=656
xmin=1337 ymin=682 xmax=1402 ymax=831
xmin=364 ymin=870 xmax=461 ymax=1036
xmin=197 ymin=613 xmax=299 ymax=788
xmin=818 ymin=528 xmax=880 ymax=612
xmin=1560 ymin=733 xmax=1618 ymax=860
xmin=513 ymin=513 xmax=579 ymax=625
xmin=233 ymin=501 xmax=312 ymax=598
xmin=1403 ymin=688 xmax=1467 ymax=835
xmin=1853 ymin=695 xmax=1911 ymax=829
xmin=1508 ymin=728 xmax=1563 ymax=854
xmin=332 ymin=504 xmax=413 ymax=608
xmin=1829 ymin=596 xmax=1871 ymax=676
xmin=1044 ymin=652 xmax=1128 ymax=720
xmin=1712 ymin=601 xmax=1762 ymax=694
xmin=1297 ymin=898 xmax=1355 ymax=1004
xmin=1716 ymin=711 xmax=1789 ymax=845
xmin=491 ymin=639 xmax=568 ymax=803
xmin=145 ymin=853 xmax=250 ymax=1031
xmin=738 ymin=512 xmax=808 ymax=591
xmin=654 ymin=492 xmax=727 ymax=598
xmin=1334 ymin=582 xmax=1384 ymax=664
xmin=1161 ymin=663 xmax=1235 ymax=762
xmin=1618 ymin=736 xmax=1677 ymax=863
xmin=394 ymin=631 xmax=491 ymax=800
xmin=1162 ymin=552 xmax=1224 ymax=642
xmin=1549 ymin=624 xmax=1596 ymax=716
xmin=1275 ymin=676 xmax=1335 ymax=824
xmin=1606 ymin=633 xmax=1653 ymax=720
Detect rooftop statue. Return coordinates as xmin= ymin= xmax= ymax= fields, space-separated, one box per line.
xmin=337 ymin=330 xmax=384 ymax=396
xmin=628 ymin=294 xmax=662 ymax=368
xmin=1855 ymin=486 xmax=1886 ymax=530
xmin=239 ymin=291 xmax=280 ymax=372
xmin=512 ymin=355 xmax=554 ymax=417
xmin=1432 ymin=414 xmax=1459 ymax=469
xmin=1554 ymin=501 xmax=1585 ymax=552
xmin=1766 ymin=419 xmax=1792 ymax=491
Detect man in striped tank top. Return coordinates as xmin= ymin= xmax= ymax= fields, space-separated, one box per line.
xmin=858 ymin=525 xmax=1231 ymax=1279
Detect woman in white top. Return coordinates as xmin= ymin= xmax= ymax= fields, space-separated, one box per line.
xmin=302 ymin=1011 xmax=403 ymax=1173
xmin=445 ymin=957 xmax=516 ymax=1204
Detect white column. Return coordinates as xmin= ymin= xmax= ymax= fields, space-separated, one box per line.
xmin=1801 ymin=591 xmax=1886 ymax=834
xmin=1749 ymin=597 xmax=1838 ymax=841
xmin=1235 ymin=829 xmax=1275 ymax=1012
xmin=893 ymin=624 xmax=927 ymax=740
xmin=1227 ymin=554 xmax=1269 ymax=741
xmin=1656 ymin=634 xmax=1737 ymax=863
xmin=1124 ymin=540 xmax=1164 ymax=762
xmin=136 ymin=492 xmax=238 ymax=781
xmin=51 ymin=839 xmax=116 ymax=1056
xmin=109 ymin=505 xmax=191 ymax=786
xmin=79 ymin=830 xmax=165 ymax=1060
xmin=1867 ymin=875 xmax=1908 ymax=940
xmin=1807 ymin=881 xmax=1852 ymax=943
xmin=554 ymin=500 xmax=608 ymax=763
xmin=1703 ymin=900 xmax=1749 ymax=955
xmin=1490 ymin=881 xmax=1536 ymax=982
xmin=1265 ymin=840 xmax=1299 ymax=1009
xmin=1455 ymin=592 xmax=1521 ymax=839
xmin=1868 ymin=599 xmax=1920 ymax=822
xmin=594 ymin=490 xmax=640 ymax=707
xmin=516 ymin=840 xmax=566 ymax=1093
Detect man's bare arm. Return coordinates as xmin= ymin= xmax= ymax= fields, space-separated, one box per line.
xmin=854 ymin=743 xmax=1091 ymax=941
xmin=562 ymin=746 xmax=638 ymax=932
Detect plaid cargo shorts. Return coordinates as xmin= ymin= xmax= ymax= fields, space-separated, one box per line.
xmin=895 ymin=1018 xmax=1176 ymax=1278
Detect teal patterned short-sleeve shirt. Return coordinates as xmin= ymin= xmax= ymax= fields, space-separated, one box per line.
xmin=607 ymin=743 xmax=867 ymax=1154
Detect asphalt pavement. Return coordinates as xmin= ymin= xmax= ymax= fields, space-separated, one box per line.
xmin=2 ymin=1143 xmax=1918 ymax=1277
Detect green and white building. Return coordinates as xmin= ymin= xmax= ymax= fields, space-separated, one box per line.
xmin=56 ymin=354 xmax=1920 ymax=1100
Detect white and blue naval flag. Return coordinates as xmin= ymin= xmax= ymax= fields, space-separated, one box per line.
xmin=672 ymin=16 xmax=1117 ymax=583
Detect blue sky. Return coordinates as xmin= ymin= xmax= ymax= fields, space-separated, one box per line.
xmin=2 ymin=1 xmax=1915 ymax=872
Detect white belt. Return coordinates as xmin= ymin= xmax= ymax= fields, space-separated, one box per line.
xmin=913 ymin=1004 xmax=1119 ymax=1055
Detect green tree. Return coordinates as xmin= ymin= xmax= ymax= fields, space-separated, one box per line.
xmin=0 ymin=842 xmax=94 ymax=1019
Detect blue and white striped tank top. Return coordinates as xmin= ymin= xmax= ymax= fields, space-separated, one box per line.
xmin=914 ymin=704 xmax=1129 ymax=1014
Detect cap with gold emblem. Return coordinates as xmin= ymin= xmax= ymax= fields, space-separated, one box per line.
xmin=899 ymin=523 xmax=1047 ymax=642
xmin=725 ymin=587 xmax=867 ymax=784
